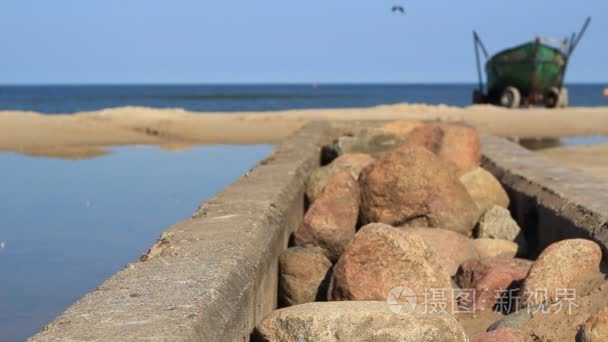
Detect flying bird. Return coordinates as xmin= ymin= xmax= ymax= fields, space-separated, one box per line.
xmin=392 ymin=5 xmax=405 ymax=14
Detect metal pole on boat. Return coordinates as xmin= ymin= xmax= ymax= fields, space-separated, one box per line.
xmin=473 ymin=31 xmax=489 ymax=94
xmin=568 ymin=17 xmax=591 ymax=57
xmin=560 ymin=17 xmax=591 ymax=90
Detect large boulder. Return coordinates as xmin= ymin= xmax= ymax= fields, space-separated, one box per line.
xmin=459 ymin=167 xmax=510 ymax=213
xmin=473 ymin=238 xmax=519 ymax=258
xmin=399 ymin=227 xmax=479 ymax=276
xmin=306 ymin=153 xmax=374 ymax=203
xmin=253 ymin=301 xmax=469 ymax=342
xmin=577 ymin=307 xmax=608 ymax=342
xmin=359 ymin=146 xmax=479 ymax=235
xmin=470 ymin=328 xmax=525 ymax=342
xmin=279 ymin=247 xmax=333 ymax=307
xmin=294 ymin=171 xmax=359 ymax=262
xmin=402 ymin=122 xmax=481 ymax=171
xmin=455 ymin=257 xmax=532 ymax=312
xmin=521 ymin=239 xmax=603 ymax=308
xmin=329 ymin=223 xmax=453 ymax=303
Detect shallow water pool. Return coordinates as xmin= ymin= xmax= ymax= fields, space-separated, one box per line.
xmin=0 ymin=144 xmax=272 ymax=342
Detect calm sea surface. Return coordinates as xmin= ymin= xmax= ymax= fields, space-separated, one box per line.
xmin=0 ymin=145 xmax=272 ymax=341
xmin=0 ymin=84 xmax=606 ymax=114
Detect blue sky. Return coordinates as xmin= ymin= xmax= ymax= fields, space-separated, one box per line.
xmin=0 ymin=0 xmax=605 ymax=84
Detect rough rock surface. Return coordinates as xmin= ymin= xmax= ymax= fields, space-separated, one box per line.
xmin=470 ymin=327 xmax=525 ymax=342
xmin=459 ymin=167 xmax=510 ymax=212
xmin=476 ymin=206 xmax=527 ymax=253
xmin=521 ymin=239 xmax=603 ymax=307
xmin=320 ymin=129 xmax=404 ymax=163
xmin=378 ymin=120 xmax=423 ymax=136
xmin=279 ymin=247 xmax=333 ymax=307
xmin=294 ymin=171 xmax=360 ymax=261
xmin=577 ymin=307 xmax=608 ymax=342
xmin=476 ymin=206 xmax=520 ymax=240
xmin=253 ymin=301 xmax=469 ymax=342
xmin=456 ymin=257 xmax=532 ymax=311
xmin=473 ymin=238 xmax=519 ymax=258
xmin=306 ymin=153 xmax=374 ymax=203
xmin=329 ymin=223 xmax=453 ymax=302
xmin=359 ymin=146 xmax=479 ymax=235
xmin=402 ymin=122 xmax=481 ymax=171
xmin=486 ymin=306 xmax=539 ymax=332
xmin=400 ymin=227 xmax=478 ymax=276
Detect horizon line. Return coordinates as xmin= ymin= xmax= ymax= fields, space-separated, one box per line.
xmin=0 ymin=82 xmax=606 ymax=87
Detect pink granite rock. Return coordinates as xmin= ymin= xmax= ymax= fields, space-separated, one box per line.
xmin=359 ymin=146 xmax=479 ymax=235
xmin=402 ymin=122 xmax=481 ymax=172
xmin=521 ymin=239 xmax=603 ymax=308
xmin=399 ymin=227 xmax=478 ymax=276
xmin=306 ymin=153 xmax=374 ymax=203
xmin=329 ymin=223 xmax=453 ymax=304
xmin=456 ymin=257 xmax=532 ymax=311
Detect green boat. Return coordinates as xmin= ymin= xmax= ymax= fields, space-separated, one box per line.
xmin=472 ymin=17 xmax=591 ymax=108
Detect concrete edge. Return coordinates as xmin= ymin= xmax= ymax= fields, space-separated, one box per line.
xmin=28 ymin=121 xmax=336 ymax=342
xmin=481 ymin=134 xmax=608 ymax=256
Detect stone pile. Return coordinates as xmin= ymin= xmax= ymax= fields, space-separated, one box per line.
xmin=253 ymin=121 xmax=607 ymax=342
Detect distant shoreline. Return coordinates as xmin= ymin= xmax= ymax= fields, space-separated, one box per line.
xmin=1 ymin=103 xmax=608 ymax=159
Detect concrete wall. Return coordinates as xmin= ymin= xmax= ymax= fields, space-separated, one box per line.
xmin=29 ymin=122 xmax=608 ymax=341
xmin=481 ymin=135 xmax=608 ymax=258
xmin=29 ymin=122 xmax=335 ymax=342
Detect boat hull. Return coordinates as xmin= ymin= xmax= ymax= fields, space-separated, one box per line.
xmin=485 ymin=42 xmax=567 ymax=100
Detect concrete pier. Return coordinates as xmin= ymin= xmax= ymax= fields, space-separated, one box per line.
xmin=29 ymin=121 xmax=608 ymax=341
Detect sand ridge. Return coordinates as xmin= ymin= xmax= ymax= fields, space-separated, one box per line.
xmin=1 ymin=103 xmax=608 ymax=158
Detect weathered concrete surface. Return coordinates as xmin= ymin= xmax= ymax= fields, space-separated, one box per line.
xmin=481 ymin=135 xmax=608 ymax=258
xmin=29 ymin=122 xmax=335 ymax=342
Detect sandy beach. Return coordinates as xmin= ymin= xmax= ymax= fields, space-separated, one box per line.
xmin=1 ymin=104 xmax=608 ymax=158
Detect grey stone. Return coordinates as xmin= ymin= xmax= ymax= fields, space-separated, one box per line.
xmin=487 ymin=305 xmax=547 ymax=332
xmin=476 ymin=206 xmax=527 ymax=253
xmin=476 ymin=206 xmax=521 ymax=240
xmin=253 ymin=301 xmax=469 ymax=342
xmin=321 ymin=129 xmax=404 ymax=162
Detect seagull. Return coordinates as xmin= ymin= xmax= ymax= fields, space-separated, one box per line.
xmin=392 ymin=5 xmax=405 ymax=14
xmin=0 ymin=241 xmax=5 ymax=251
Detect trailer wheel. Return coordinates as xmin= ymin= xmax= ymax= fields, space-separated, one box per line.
xmin=545 ymin=87 xmax=560 ymax=108
xmin=500 ymin=87 xmax=521 ymax=108
xmin=558 ymin=87 xmax=569 ymax=108
xmin=472 ymin=90 xmax=485 ymax=104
